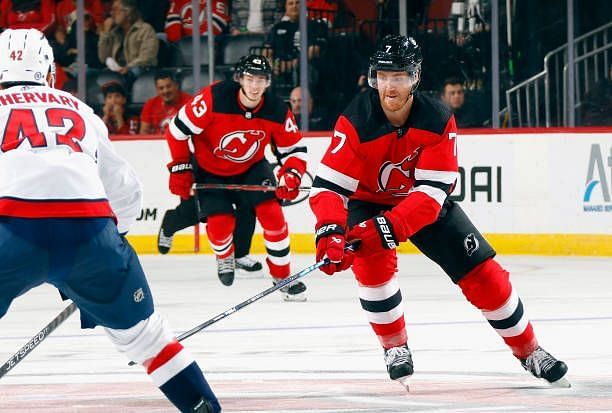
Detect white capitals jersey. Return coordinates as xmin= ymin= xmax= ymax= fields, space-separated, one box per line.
xmin=0 ymin=85 xmax=141 ymax=233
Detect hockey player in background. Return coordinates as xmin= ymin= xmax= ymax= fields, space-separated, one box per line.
xmin=157 ymin=187 xmax=264 ymax=276
xmin=0 ymin=29 xmax=220 ymax=412
xmin=165 ymin=54 xmax=308 ymax=301
xmin=309 ymin=34 xmax=569 ymax=389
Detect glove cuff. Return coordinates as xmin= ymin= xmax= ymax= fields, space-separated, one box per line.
xmin=315 ymin=222 xmax=345 ymax=244
xmin=372 ymin=215 xmax=399 ymax=249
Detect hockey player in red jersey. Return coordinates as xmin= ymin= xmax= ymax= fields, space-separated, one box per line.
xmin=0 ymin=29 xmax=220 ymax=412
xmin=165 ymin=54 xmax=308 ymax=301
xmin=309 ymin=35 xmax=569 ymax=389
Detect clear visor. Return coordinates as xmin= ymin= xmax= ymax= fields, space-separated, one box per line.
xmin=237 ymin=72 xmax=271 ymax=88
xmin=368 ymin=67 xmax=420 ymax=90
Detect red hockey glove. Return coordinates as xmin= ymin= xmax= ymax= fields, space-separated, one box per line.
xmin=346 ymin=214 xmax=400 ymax=256
xmin=315 ymin=223 xmax=355 ymax=275
xmin=276 ymin=168 xmax=302 ymax=201
xmin=167 ymin=161 xmax=193 ymax=200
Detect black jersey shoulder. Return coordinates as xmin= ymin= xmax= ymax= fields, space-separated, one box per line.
xmin=406 ymin=92 xmax=452 ymax=135
xmin=210 ymin=80 xmax=241 ymax=114
xmin=341 ymin=89 xmax=396 ymax=143
xmin=210 ymin=80 xmax=288 ymax=124
xmin=341 ymin=89 xmax=452 ymax=143
xmin=258 ymin=90 xmax=290 ymax=124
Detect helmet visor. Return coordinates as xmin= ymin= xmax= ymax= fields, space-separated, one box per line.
xmin=368 ymin=67 xmax=420 ymax=90
xmin=240 ymin=72 xmax=271 ymax=88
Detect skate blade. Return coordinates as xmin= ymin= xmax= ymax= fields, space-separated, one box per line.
xmin=395 ymin=375 xmax=411 ymax=391
xmin=235 ymin=269 xmax=264 ymax=279
xmin=549 ymin=377 xmax=571 ymax=388
xmin=281 ymin=291 xmax=307 ymax=302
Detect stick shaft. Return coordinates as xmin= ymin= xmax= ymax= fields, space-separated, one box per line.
xmin=177 ymin=259 xmax=327 ymax=342
xmin=126 ymin=260 xmax=325 ymax=367
xmin=192 ymin=183 xmax=311 ymax=192
xmin=0 ymin=302 xmax=77 ymax=379
xmin=127 ymin=240 xmax=361 ymax=366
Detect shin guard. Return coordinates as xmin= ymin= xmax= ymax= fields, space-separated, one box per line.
xmin=256 ymin=200 xmax=291 ymax=278
xmin=105 ymin=313 xmax=220 ymax=412
xmin=353 ymin=250 xmax=407 ymax=349
xmin=206 ymin=213 xmax=235 ymax=258
xmin=458 ymin=259 xmax=538 ymax=358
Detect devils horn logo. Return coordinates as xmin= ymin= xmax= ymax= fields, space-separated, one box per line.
xmin=464 ymin=233 xmax=479 ymax=256
xmin=214 ymin=130 xmax=265 ymax=162
xmin=377 ymin=148 xmax=421 ymax=195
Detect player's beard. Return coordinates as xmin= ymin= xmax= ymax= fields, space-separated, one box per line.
xmin=381 ymin=90 xmax=411 ymax=113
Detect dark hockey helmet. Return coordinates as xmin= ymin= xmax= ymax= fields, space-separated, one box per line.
xmin=368 ymin=35 xmax=423 ymax=91
xmin=233 ymin=54 xmax=272 ymax=83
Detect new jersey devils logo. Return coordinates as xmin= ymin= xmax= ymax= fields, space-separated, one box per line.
xmin=464 ymin=233 xmax=480 ymax=256
xmin=377 ymin=148 xmax=421 ymax=195
xmin=214 ymin=130 xmax=265 ymax=162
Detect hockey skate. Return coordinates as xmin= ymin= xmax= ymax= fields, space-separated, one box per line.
xmin=384 ymin=345 xmax=413 ymax=390
xmin=520 ymin=346 xmax=570 ymax=387
xmin=157 ymin=212 xmax=173 ymax=254
xmin=235 ymin=255 xmax=263 ymax=278
xmin=273 ymin=278 xmax=307 ymax=302
xmin=216 ymin=253 xmax=235 ymax=286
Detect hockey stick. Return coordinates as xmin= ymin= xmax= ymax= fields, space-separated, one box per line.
xmin=128 ymin=240 xmax=360 ymax=366
xmin=192 ymin=183 xmax=311 ymax=192
xmin=0 ymin=302 xmax=77 ymax=379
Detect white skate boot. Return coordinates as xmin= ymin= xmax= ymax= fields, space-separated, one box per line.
xmin=384 ymin=345 xmax=413 ymax=390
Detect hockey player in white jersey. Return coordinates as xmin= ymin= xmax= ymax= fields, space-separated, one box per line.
xmin=0 ymin=29 xmax=221 ymax=412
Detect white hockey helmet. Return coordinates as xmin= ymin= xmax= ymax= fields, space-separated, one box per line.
xmin=0 ymin=28 xmax=55 ymax=87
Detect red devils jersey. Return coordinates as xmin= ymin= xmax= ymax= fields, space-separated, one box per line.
xmin=164 ymin=0 xmax=229 ymax=41
xmin=166 ymin=80 xmax=306 ymax=176
xmin=311 ymin=90 xmax=458 ymax=234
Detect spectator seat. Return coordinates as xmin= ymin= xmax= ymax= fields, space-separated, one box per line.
xmin=85 ymin=70 xmax=125 ymax=107
xmin=221 ymin=34 xmax=265 ymax=66
xmin=181 ymin=69 xmax=224 ymax=94
xmin=130 ymin=71 xmax=158 ymax=105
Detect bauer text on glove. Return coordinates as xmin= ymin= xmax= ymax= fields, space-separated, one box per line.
xmin=346 ymin=214 xmax=400 ymax=256
xmin=167 ymin=161 xmax=193 ymax=200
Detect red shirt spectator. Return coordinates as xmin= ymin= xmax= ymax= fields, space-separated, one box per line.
xmin=140 ymin=70 xmax=192 ymax=134
xmin=0 ymin=0 xmax=55 ymax=33
xmin=55 ymin=0 xmax=105 ymax=32
xmin=164 ymin=0 xmax=229 ymax=42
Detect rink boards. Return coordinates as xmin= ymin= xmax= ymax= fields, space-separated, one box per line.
xmin=111 ymin=128 xmax=612 ymax=255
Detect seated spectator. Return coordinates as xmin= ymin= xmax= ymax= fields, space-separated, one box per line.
xmin=289 ymin=86 xmax=332 ymax=130
xmin=229 ymin=0 xmax=281 ymax=36
xmin=165 ymin=0 xmax=229 ymax=42
xmin=440 ymin=77 xmax=485 ymax=128
xmin=98 ymin=0 xmax=158 ymax=85
xmin=263 ymin=0 xmax=328 ymax=74
xmin=55 ymin=0 xmax=105 ymax=31
xmin=52 ymin=11 xmax=104 ymax=77
xmin=0 ymin=0 xmax=55 ymax=33
xmin=139 ymin=70 xmax=192 ymax=134
xmin=100 ymin=81 xmax=139 ymax=134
